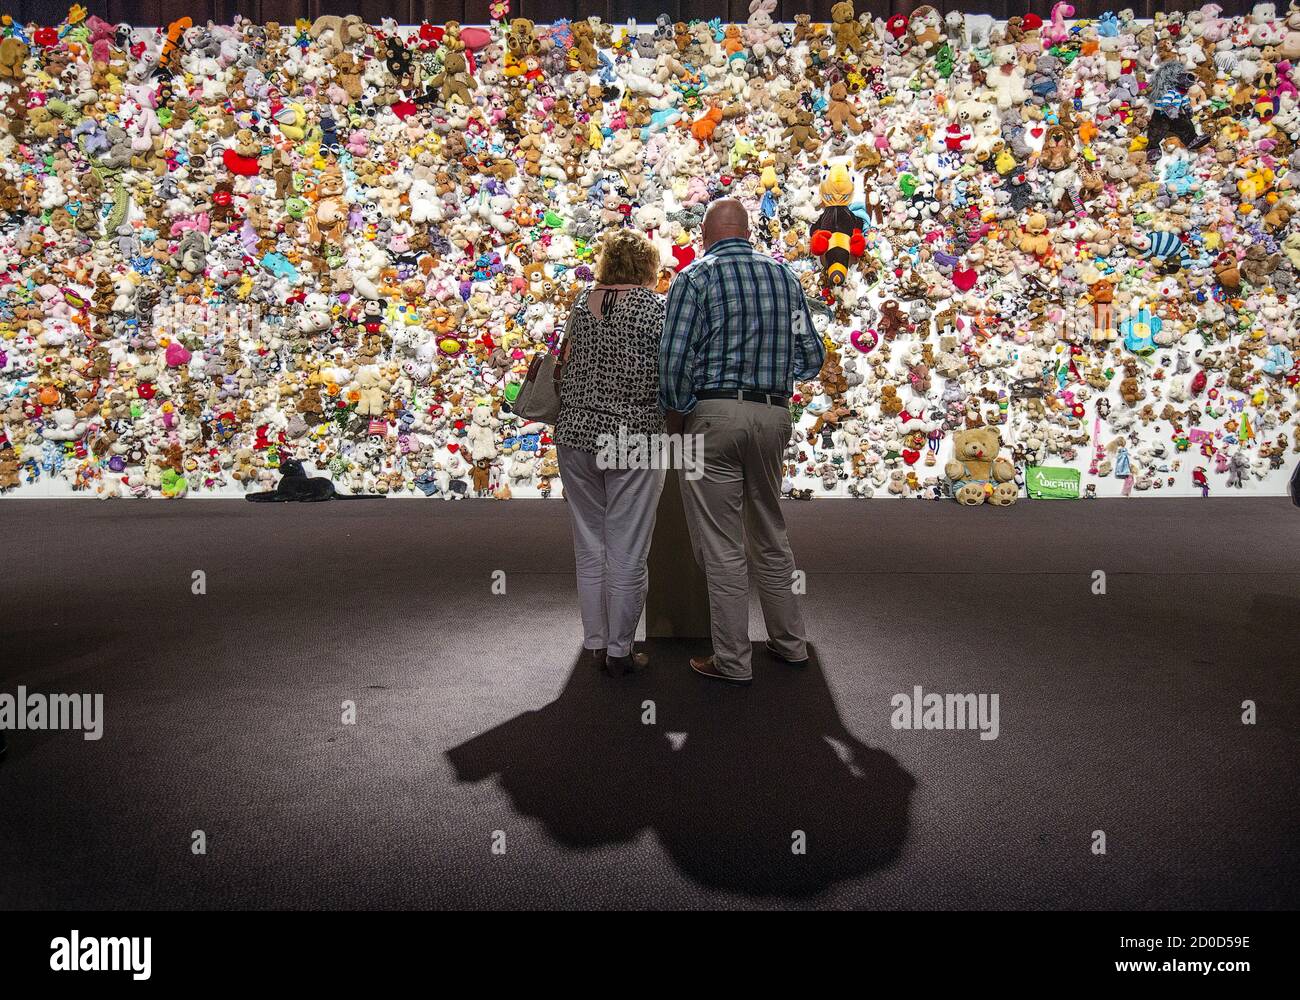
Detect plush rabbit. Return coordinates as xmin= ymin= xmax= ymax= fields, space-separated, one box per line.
xmin=745 ymin=0 xmax=784 ymax=60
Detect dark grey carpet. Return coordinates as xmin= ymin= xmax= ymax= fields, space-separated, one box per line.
xmin=0 ymin=498 xmax=1297 ymax=910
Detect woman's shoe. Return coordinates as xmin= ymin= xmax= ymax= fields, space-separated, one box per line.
xmin=689 ymin=655 xmax=752 ymax=686
xmin=603 ymin=651 xmax=649 ymax=676
xmin=588 ymin=648 xmax=607 ymax=670
xmin=765 ymin=641 xmax=809 ymax=665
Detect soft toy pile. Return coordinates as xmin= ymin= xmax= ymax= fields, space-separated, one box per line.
xmin=1 ymin=3 xmax=1297 ymax=499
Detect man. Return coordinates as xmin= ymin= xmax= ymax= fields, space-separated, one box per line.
xmin=659 ymin=199 xmax=825 ymax=685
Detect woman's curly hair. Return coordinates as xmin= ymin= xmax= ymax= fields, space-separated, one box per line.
xmin=594 ymin=228 xmax=659 ymax=286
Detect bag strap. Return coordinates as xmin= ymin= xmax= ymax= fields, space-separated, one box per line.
xmin=551 ymin=290 xmax=588 ymax=385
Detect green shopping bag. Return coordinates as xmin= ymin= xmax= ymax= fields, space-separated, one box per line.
xmin=1025 ymin=466 xmax=1081 ymax=500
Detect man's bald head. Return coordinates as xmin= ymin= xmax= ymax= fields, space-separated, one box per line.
xmin=702 ymin=198 xmax=750 ymax=251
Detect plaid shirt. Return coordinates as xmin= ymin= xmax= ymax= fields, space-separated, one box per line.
xmin=658 ymin=238 xmax=825 ymax=413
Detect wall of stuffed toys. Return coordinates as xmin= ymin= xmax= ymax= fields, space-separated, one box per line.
xmin=1 ymin=4 xmax=1297 ymax=500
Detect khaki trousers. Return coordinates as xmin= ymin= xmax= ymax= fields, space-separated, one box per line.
xmin=680 ymin=398 xmax=808 ymax=679
xmin=558 ymin=446 xmax=666 ymax=658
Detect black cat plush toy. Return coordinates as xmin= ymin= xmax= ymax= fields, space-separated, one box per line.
xmin=245 ymin=459 xmax=383 ymax=502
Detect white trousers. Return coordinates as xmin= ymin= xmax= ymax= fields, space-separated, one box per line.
xmin=558 ymin=445 xmax=666 ymax=657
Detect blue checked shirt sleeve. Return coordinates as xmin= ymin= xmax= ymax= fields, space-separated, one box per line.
xmin=790 ymin=281 xmax=825 ymax=380
xmin=659 ymin=275 xmax=704 ymax=412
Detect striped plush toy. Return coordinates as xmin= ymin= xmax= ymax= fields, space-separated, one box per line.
xmin=1137 ymin=230 xmax=1197 ymax=272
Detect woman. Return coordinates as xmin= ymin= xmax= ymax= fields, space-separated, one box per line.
xmin=555 ymin=229 xmax=667 ymax=676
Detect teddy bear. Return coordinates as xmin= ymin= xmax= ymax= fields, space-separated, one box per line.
xmin=1240 ymin=243 xmax=1282 ymax=285
xmin=986 ymin=43 xmax=1030 ymax=108
xmin=506 ymin=17 xmax=537 ymax=59
xmin=830 ymin=1 xmax=862 ymax=55
xmin=307 ymin=167 xmax=348 ymax=246
xmin=826 ymin=82 xmax=863 ymax=135
xmin=783 ymin=108 xmax=821 ymax=155
xmin=0 ymin=445 xmax=22 ymax=491
xmin=1017 ymin=213 xmax=1051 ymax=256
xmin=0 ymin=36 xmax=27 ymax=78
xmin=433 ymin=47 xmax=477 ymax=107
xmin=568 ymin=20 xmax=600 ymax=72
xmin=945 ymin=426 xmax=1017 ymax=506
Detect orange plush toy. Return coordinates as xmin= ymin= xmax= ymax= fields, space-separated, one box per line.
xmin=688 ymin=106 xmax=723 ymax=143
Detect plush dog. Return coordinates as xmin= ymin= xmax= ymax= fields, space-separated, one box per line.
xmin=245 ymin=459 xmax=384 ymax=501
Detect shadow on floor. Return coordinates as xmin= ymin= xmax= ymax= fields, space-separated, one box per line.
xmin=447 ymin=642 xmax=915 ymax=899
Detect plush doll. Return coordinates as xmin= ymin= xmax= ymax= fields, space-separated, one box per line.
xmin=810 ymin=162 xmax=866 ymax=285
xmin=1017 ymin=213 xmax=1051 ymax=256
xmin=945 ymin=426 xmax=1018 ymax=505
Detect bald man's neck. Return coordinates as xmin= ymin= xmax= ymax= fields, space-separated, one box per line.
xmin=704 ymin=228 xmax=749 ymax=251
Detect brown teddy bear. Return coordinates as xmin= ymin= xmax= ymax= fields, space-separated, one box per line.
xmin=0 ymin=36 xmax=27 ymax=78
xmin=830 ymin=1 xmax=862 ymax=55
xmin=1240 ymin=244 xmax=1281 ymax=286
xmin=783 ymin=108 xmax=821 ymax=155
xmin=434 ymin=48 xmax=477 ymax=107
xmin=331 ymin=53 xmax=364 ymax=101
xmin=568 ymin=21 xmax=599 ymax=72
xmin=945 ymin=426 xmax=1017 ymax=506
xmin=0 ymin=446 xmax=21 ymax=490
xmin=507 ymin=17 xmax=537 ymax=58
xmin=826 ymin=81 xmax=862 ymax=135
xmin=1119 ymin=362 xmax=1145 ymax=405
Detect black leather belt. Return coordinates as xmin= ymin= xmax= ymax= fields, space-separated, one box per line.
xmin=695 ymin=389 xmax=790 ymax=407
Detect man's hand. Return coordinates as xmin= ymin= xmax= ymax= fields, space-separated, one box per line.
xmin=665 ymin=409 xmax=686 ymax=436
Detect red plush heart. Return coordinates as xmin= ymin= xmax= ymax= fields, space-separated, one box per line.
xmin=391 ymin=101 xmax=417 ymax=120
xmin=1031 ymin=127 xmax=1044 ymax=138
xmin=850 ymin=328 xmax=878 ymax=353
xmin=447 ymin=443 xmax=459 ymax=453
xmin=902 ymin=449 xmax=921 ymax=465
xmin=953 ymin=267 xmax=977 ymax=290
xmin=222 ymin=148 xmax=260 ymax=176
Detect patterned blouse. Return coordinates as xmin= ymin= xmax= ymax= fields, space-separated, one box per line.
xmin=554 ymin=285 xmax=667 ymax=455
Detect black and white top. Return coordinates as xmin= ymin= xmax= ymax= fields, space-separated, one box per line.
xmin=554 ymin=285 xmax=666 ymax=455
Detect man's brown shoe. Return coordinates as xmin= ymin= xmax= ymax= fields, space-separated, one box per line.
xmin=690 ymin=655 xmax=752 ymax=685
